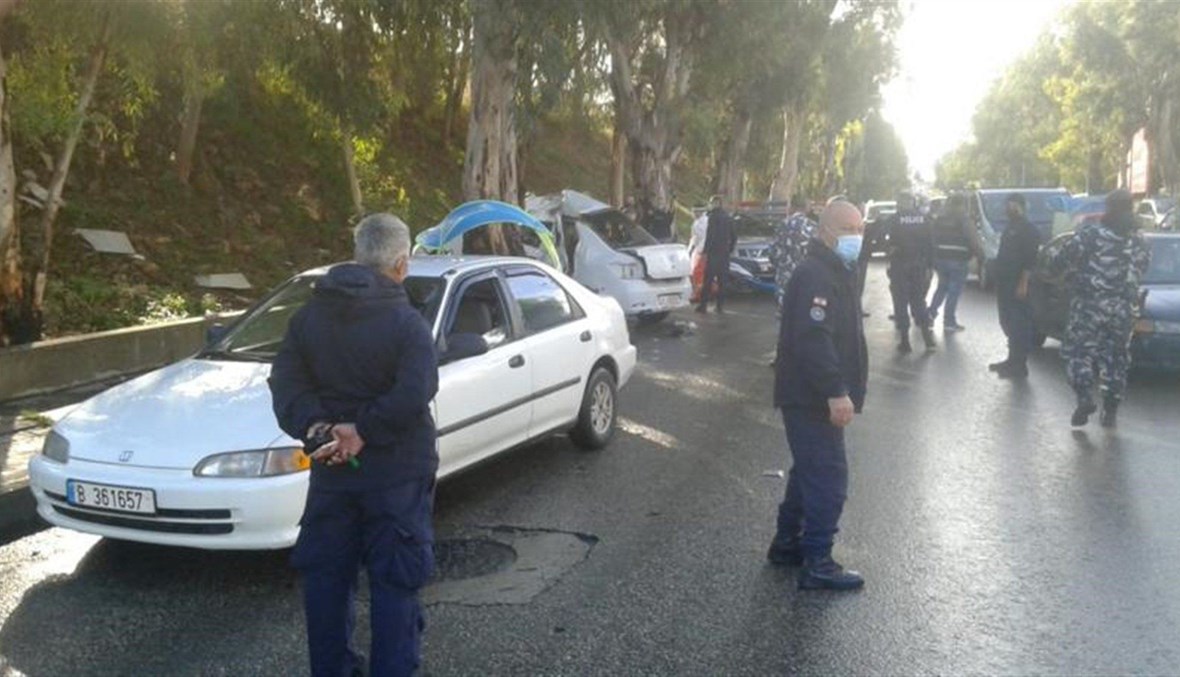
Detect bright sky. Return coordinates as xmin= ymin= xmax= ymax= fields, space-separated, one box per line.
xmin=881 ymin=0 xmax=1074 ymax=182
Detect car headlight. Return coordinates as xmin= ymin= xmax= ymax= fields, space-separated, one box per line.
xmin=613 ymin=262 xmax=644 ymax=280
xmin=194 ymin=447 xmax=310 ymax=478
xmin=41 ymin=430 xmax=70 ymax=464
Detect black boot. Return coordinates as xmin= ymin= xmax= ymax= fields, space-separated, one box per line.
xmin=897 ymin=332 xmax=913 ymax=354
xmin=996 ymin=361 xmax=1028 ymax=379
xmin=921 ymin=326 xmax=937 ymax=350
xmin=1100 ymin=396 xmax=1119 ymax=428
xmin=1071 ymin=397 xmax=1097 ymax=427
xmin=767 ymin=538 xmax=804 ymax=567
xmin=799 ymin=555 xmax=865 ymax=591
xmin=988 ymin=358 xmax=1011 ymax=372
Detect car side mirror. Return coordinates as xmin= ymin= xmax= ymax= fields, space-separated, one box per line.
xmin=441 ymin=332 xmax=489 ymax=363
xmin=205 ymin=323 xmax=228 ymax=346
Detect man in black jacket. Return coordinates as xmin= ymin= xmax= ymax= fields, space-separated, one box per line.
xmin=767 ymin=200 xmax=868 ymax=591
xmin=697 ymin=195 xmax=738 ymax=314
xmin=887 ymin=191 xmax=937 ymax=352
xmin=989 ymin=193 xmax=1043 ymax=379
xmin=269 ymin=213 xmax=439 ymax=677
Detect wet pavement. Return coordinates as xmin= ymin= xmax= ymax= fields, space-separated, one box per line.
xmin=1 ymin=261 xmax=1178 ymax=675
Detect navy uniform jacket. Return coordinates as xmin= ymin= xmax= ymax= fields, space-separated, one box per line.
xmin=269 ymin=263 xmax=440 ymax=491
xmin=774 ymin=240 xmax=869 ymax=414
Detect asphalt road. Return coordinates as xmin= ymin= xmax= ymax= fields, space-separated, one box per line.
xmin=1 ymin=261 xmax=1178 ymax=676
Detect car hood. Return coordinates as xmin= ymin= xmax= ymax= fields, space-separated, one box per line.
xmin=1143 ymin=284 xmax=1180 ymax=321
xmin=56 ymin=359 xmax=289 ymax=469
xmin=621 ymin=244 xmax=690 ymax=280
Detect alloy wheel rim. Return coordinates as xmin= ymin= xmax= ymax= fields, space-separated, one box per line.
xmin=590 ymin=381 xmax=613 ymax=435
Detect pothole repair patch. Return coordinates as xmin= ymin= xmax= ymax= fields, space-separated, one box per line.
xmin=424 ymin=526 xmax=597 ymax=606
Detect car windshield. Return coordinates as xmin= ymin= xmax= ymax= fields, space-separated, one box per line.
xmin=733 ymin=215 xmax=774 ymax=238
xmin=982 ymin=192 xmax=1067 ymax=226
xmin=204 ymin=274 xmax=444 ymax=361
xmin=585 ymin=212 xmax=658 ymax=249
xmin=1144 ymin=238 xmax=1180 ymax=285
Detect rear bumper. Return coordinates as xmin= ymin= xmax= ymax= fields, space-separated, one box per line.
xmin=608 ymin=278 xmax=691 ymax=316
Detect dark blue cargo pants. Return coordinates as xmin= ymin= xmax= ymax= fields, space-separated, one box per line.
xmin=774 ymin=408 xmax=849 ymax=559
xmin=291 ymin=477 xmax=435 ymax=677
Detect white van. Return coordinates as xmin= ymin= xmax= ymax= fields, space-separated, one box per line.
xmin=525 ymin=190 xmax=692 ymax=322
xmin=968 ymin=188 xmax=1069 ymax=289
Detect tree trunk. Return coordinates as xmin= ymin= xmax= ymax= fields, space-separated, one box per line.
xmin=462 ymin=0 xmax=518 ymax=254
xmin=0 ymin=6 xmax=30 ymax=347
xmin=769 ymin=106 xmax=804 ymax=202
xmin=632 ymin=141 xmax=673 ymax=214
xmin=715 ymin=108 xmax=752 ymax=206
xmin=442 ymin=19 xmax=471 ymax=148
xmin=1152 ymin=96 xmax=1179 ymax=196
xmin=341 ymin=129 xmax=364 ymax=217
xmin=610 ymin=109 xmax=626 ymax=206
xmin=176 ymin=87 xmax=204 ymax=187
xmin=32 ymin=11 xmax=112 ymax=314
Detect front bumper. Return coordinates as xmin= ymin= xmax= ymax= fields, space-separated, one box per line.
xmin=28 ymin=456 xmax=308 ymax=550
xmin=1131 ymin=333 xmax=1180 ymax=371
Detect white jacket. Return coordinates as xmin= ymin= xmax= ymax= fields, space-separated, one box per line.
xmin=687 ymin=214 xmax=709 ymax=259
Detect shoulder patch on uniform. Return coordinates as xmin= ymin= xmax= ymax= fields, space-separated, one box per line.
xmin=809 ymin=306 xmax=826 ymax=322
xmin=812 ymin=296 xmax=828 ymax=307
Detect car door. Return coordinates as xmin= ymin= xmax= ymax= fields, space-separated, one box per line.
xmin=433 ymin=272 xmax=532 ymax=476
xmin=503 ymin=267 xmax=597 ymax=438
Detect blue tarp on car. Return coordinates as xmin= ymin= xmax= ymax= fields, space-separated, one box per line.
xmin=416 ymin=200 xmax=561 ymax=269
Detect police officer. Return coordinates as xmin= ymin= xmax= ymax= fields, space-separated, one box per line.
xmin=768 ymin=194 xmax=815 ymax=309
xmin=697 ymin=194 xmax=737 ymax=314
xmin=767 ymin=200 xmax=868 ymax=591
xmin=989 ymin=193 xmax=1042 ymax=379
xmin=1047 ymin=189 xmax=1151 ymax=426
xmin=269 ymin=214 xmax=439 ymax=677
xmin=886 ymin=191 xmax=937 ymax=352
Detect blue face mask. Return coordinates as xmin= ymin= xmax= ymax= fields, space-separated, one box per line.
xmin=833 ymin=235 xmax=863 ymax=266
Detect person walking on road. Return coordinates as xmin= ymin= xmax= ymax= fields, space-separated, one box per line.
xmin=989 ymin=193 xmax=1043 ymax=380
xmin=928 ymin=193 xmax=981 ymax=331
xmin=886 ymin=191 xmax=937 ymax=352
xmin=1047 ymin=189 xmax=1151 ymax=427
xmin=697 ymin=194 xmax=737 ymax=314
xmin=687 ymin=208 xmax=710 ymax=304
xmin=269 ymin=213 xmax=440 ymax=677
xmin=769 ymin=194 xmax=816 ymax=310
xmin=767 ymin=200 xmax=868 ymax=591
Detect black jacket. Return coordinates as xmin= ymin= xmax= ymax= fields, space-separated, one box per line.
xmin=887 ymin=208 xmax=935 ymax=267
xmin=933 ymin=213 xmax=975 ymax=261
xmin=269 ymin=263 xmax=439 ymax=490
xmin=994 ymin=215 xmax=1043 ymax=294
xmin=704 ymin=208 xmax=737 ymax=259
xmin=774 ymin=240 xmax=868 ymax=415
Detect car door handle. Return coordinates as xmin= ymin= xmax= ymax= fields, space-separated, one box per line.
xmin=579 ymin=330 xmax=592 ymax=343
xmin=509 ymin=354 xmax=525 ymax=368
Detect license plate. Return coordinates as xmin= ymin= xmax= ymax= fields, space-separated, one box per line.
xmin=658 ymin=293 xmax=682 ymax=308
xmin=66 ymin=480 xmax=156 ymax=515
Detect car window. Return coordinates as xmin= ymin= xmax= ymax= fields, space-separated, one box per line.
xmin=981 ymin=192 xmax=1067 ymax=226
xmin=585 ymin=212 xmax=658 ymax=249
xmin=506 ymin=271 xmax=584 ymax=333
xmin=446 ymin=277 xmax=510 ymax=350
xmin=210 ymin=274 xmax=444 ymax=360
xmin=1138 ymin=203 xmax=1154 ymax=215
xmin=1143 ymin=238 xmax=1180 ymax=285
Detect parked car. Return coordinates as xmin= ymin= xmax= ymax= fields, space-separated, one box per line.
xmin=967 ymin=187 xmax=1070 ymax=289
xmin=1161 ymin=208 xmax=1176 ymax=232
xmin=525 ymin=190 xmax=692 ymax=323
xmin=863 ymin=200 xmax=896 ymax=258
xmin=1136 ymin=197 xmax=1175 ymax=230
xmin=28 ymin=256 xmax=638 ymax=549
xmin=1029 ymin=231 xmax=1180 ymax=370
xmin=730 ymin=212 xmax=776 ymax=285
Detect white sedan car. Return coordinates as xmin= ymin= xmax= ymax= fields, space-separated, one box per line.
xmin=28 ymin=256 xmax=637 ymax=549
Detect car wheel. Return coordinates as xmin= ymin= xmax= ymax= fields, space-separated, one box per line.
xmin=637 ymin=311 xmax=670 ymax=325
xmin=571 ymin=367 xmax=617 ymax=450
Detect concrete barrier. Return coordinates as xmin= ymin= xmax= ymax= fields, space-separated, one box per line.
xmin=0 ymin=313 xmax=243 ymax=402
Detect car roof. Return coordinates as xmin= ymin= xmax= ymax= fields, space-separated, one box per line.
xmin=300 ymin=255 xmax=543 ymax=279
xmin=977 ymin=188 xmax=1068 ymax=195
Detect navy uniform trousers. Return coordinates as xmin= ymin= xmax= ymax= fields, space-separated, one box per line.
xmin=888 ymin=262 xmax=932 ymax=330
xmin=292 ymin=477 xmax=435 ymax=677
xmin=774 ymin=408 xmax=849 ymax=558
xmin=997 ymin=286 xmax=1036 ymax=365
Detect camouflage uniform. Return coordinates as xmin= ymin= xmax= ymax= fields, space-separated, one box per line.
xmin=769 ymin=212 xmax=815 ymax=307
xmin=1048 ymin=218 xmax=1151 ymax=404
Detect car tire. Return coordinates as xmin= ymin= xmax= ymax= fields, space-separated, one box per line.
xmin=637 ymin=312 xmax=670 ymax=325
xmin=571 ymin=367 xmax=617 ymax=450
